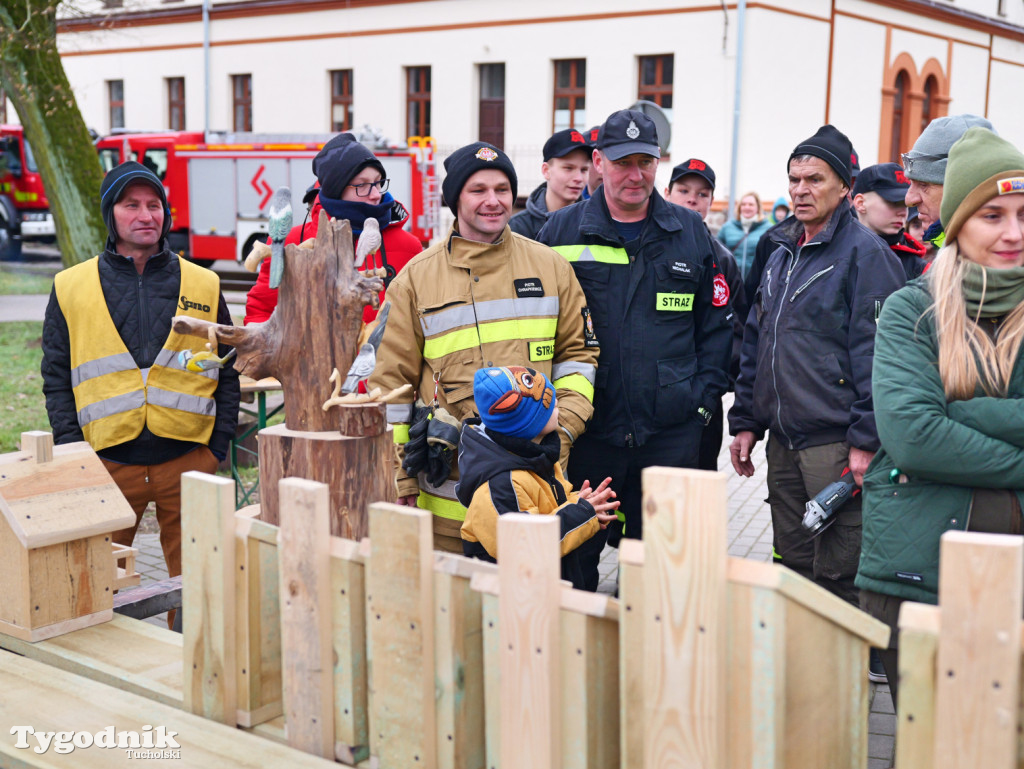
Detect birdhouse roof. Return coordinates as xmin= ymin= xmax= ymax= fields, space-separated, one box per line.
xmin=0 ymin=440 xmax=136 ymax=549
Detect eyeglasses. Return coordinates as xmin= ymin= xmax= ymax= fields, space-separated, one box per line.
xmin=900 ymin=152 xmax=945 ymax=175
xmin=347 ymin=178 xmax=389 ymax=197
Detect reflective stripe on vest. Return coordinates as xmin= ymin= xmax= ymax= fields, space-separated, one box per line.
xmin=552 ymin=244 xmax=630 ymax=264
xmin=386 ymin=403 xmax=414 ymax=423
xmin=417 ymin=475 xmax=466 ymax=521
xmin=54 ymin=256 xmax=221 ymax=451
xmin=419 ymin=296 xmax=560 ymax=360
xmin=423 ymin=317 xmax=558 ymax=360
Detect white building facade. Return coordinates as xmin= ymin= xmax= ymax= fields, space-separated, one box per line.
xmin=6 ymin=0 xmax=1024 ymax=211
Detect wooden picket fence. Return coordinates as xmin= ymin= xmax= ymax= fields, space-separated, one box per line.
xmin=177 ymin=465 xmax=889 ymax=769
xmin=895 ymin=530 xmax=1024 ymax=769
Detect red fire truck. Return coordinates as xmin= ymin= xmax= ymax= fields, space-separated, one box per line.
xmin=94 ymin=131 xmax=440 ymax=265
xmin=0 ymin=125 xmax=55 ymax=260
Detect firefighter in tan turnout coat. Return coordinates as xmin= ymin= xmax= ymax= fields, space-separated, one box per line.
xmin=369 ymin=142 xmax=598 ymax=553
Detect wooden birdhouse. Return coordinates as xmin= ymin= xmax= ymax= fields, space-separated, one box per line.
xmin=0 ymin=431 xmax=140 ymax=642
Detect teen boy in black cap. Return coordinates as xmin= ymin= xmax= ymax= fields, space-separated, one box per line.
xmin=369 ymin=142 xmax=597 ymax=555
xmin=728 ymin=125 xmax=904 ymax=606
xmin=510 ymin=128 xmax=593 ymax=239
xmin=538 ymin=110 xmax=733 ymax=570
xmin=665 ymin=158 xmax=747 ymax=471
xmin=852 ymin=162 xmax=927 ymax=280
xmin=42 ymin=161 xmax=240 ymax=627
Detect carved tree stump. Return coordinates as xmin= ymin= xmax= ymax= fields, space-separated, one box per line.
xmin=172 ymin=211 xmax=391 ymax=529
xmin=259 ymin=403 xmax=396 ymax=537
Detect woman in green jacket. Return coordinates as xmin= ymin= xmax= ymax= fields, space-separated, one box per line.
xmin=856 ymin=127 xmax=1024 ymax=708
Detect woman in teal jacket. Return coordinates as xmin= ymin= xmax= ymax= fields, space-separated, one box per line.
xmin=856 ymin=127 xmax=1024 ymax=708
xmin=716 ymin=190 xmax=772 ymax=277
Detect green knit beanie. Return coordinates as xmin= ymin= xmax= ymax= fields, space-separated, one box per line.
xmin=941 ymin=127 xmax=1024 ymax=241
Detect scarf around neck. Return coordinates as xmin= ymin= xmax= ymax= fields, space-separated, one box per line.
xmin=962 ymin=261 xmax=1024 ymax=318
xmin=316 ymin=192 xmax=394 ymax=236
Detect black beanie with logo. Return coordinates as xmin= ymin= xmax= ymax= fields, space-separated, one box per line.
xmin=441 ymin=142 xmax=518 ymax=216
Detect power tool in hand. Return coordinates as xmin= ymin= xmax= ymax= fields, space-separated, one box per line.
xmin=801 ymin=467 xmax=861 ymax=539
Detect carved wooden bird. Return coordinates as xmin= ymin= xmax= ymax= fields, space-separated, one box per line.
xmin=267 ymin=187 xmax=292 ymax=289
xmin=178 ymin=347 xmax=237 ymax=372
xmin=341 ymin=301 xmax=390 ymax=393
xmin=353 ymin=217 xmax=381 ymax=269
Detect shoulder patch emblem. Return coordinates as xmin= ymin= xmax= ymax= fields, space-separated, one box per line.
xmin=712 ymin=273 xmax=730 ymax=307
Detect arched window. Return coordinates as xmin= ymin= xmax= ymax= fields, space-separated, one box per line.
xmin=921 ymin=75 xmax=937 ymax=133
xmin=890 ymin=70 xmax=908 ymax=163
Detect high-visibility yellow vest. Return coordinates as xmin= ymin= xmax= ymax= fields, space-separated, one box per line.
xmin=54 ymin=256 xmax=221 ymax=451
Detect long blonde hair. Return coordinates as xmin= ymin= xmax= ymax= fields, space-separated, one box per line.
xmin=928 ymin=241 xmax=1024 ymax=400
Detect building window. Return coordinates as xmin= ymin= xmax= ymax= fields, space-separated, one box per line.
xmin=889 ymin=70 xmax=907 ymax=163
xmin=232 ymin=74 xmax=252 ymax=132
xmin=638 ymin=54 xmax=673 ymax=122
xmin=921 ymin=75 xmax=937 ymax=134
xmin=167 ymin=77 xmax=185 ymax=131
xmin=329 ymin=70 xmax=353 ymax=132
xmin=552 ymin=59 xmax=586 ymax=132
xmin=101 ymin=0 xmax=124 ymax=8
xmin=478 ymin=63 xmax=505 ymax=149
xmin=108 ymin=80 xmax=125 ymax=130
xmin=406 ymin=66 xmax=431 ymax=138
xmin=0 ymin=89 xmax=6 ymax=124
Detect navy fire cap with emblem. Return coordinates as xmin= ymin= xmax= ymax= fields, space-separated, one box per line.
xmin=441 ymin=142 xmax=518 ymax=217
xmin=596 ymin=109 xmax=660 ymax=161
xmin=851 ymin=163 xmax=911 ymax=203
xmin=670 ymin=158 xmax=716 ymax=191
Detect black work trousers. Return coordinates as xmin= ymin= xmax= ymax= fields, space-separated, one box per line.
xmin=568 ymin=425 xmax=703 ymax=590
xmin=766 ymin=436 xmax=862 ymax=606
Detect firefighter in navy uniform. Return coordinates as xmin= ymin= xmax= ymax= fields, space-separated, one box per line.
xmin=537 ymin=109 xmax=733 ymax=563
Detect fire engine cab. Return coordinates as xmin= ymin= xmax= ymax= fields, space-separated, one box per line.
xmin=0 ymin=125 xmax=55 ymax=260
xmin=94 ymin=131 xmax=439 ymax=265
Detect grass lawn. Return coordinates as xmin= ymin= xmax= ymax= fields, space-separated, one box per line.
xmin=0 ymin=321 xmax=48 ymax=453
xmin=0 ymin=266 xmax=53 ymax=295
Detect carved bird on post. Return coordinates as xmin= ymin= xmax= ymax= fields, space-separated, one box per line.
xmin=342 ymin=301 xmax=390 ymax=393
xmin=353 ymin=217 xmax=381 ymax=269
xmin=267 ymin=187 xmax=292 ymax=289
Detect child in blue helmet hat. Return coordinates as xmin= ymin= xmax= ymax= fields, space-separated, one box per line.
xmin=456 ymin=366 xmax=619 ymax=590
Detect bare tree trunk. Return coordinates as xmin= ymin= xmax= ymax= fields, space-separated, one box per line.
xmin=0 ymin=0 xmax=106 ymax=266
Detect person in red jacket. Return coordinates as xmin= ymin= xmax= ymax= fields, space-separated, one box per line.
xmin=245 ymin=132 xmax=423 ymax=325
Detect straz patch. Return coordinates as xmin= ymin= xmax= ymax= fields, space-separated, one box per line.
xmin=656 ymin=292 xmax=694 ymax=312
xmin=998 ymin=177 xmax=1024 ymax=194
xmin=581 ymin=307 xmax=599 ymax=348
xmin=712 ymin=273 xmax=730 ymax=307
xmin=514 ymin=277 xmax=545 ymax=297
xmin=529 ymin=340 xmax=555 ymax=361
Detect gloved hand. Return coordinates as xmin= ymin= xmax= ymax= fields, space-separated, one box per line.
xmin=424 ymin=407 xmax=461 ymax=488
xmin=400 ymin=402 xmax=432 ymax=478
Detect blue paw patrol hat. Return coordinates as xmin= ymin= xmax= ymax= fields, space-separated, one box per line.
xmin=473 ymin=366 xmax=556 ymax=439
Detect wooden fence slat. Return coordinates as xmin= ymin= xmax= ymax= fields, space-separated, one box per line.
xmin=934 ymin=531 xmax=1024 ymax=769
xmin=331 ymin=546 xmax=369 ymax=764
xmin=726 ymin=581 xmax=785 ymax=769
xmin=498 ymin=513 xmax=561 ymax=769
xmin=181 ymin=471 xmax=237 ymax=724
xmin=435 ymin=570 xmax=485 ymax=769
xmin=561 ymin=609 xmax=620 ymax=769
xmin=482 ymin=592 xmax=501 ymax=769
xmin=278 ymin=477 xmax=335 ymax=758
xmin=366 ymin=502 xmax=436 ymax=768
xmin=895 ymin=602 xmax=939 ymax=769
xmin=235 ymin=509 xmax=282 ymax=727
xmin=642 ymin=467 xmax=728 ymax=769
xmin=619 ymin=538 xmax=645 ymax=769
